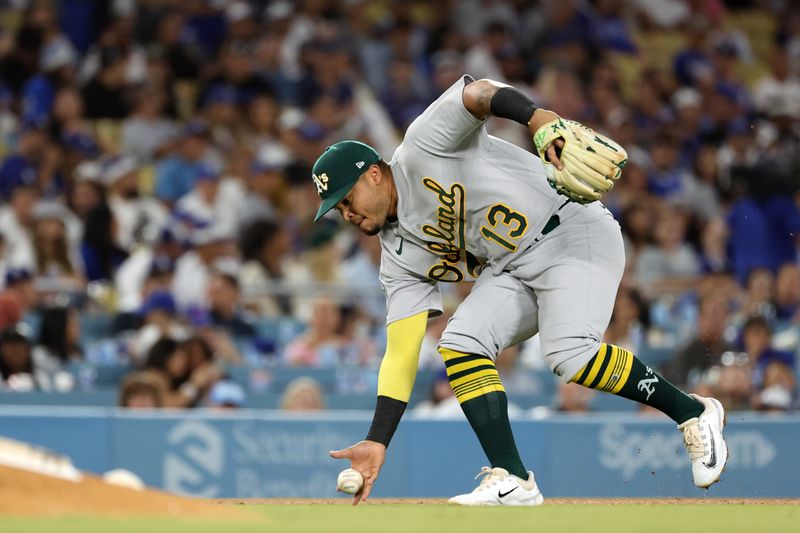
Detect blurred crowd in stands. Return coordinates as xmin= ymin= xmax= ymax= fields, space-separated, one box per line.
xmin=0 ymin=0 xmax=798 ymax=414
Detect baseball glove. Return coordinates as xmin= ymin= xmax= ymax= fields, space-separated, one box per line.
xmin=533 ymin=118 xmax=628 ymax=204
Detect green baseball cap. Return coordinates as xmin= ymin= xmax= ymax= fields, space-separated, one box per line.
xmin=312 ymin=140 xmax=380 ymax=222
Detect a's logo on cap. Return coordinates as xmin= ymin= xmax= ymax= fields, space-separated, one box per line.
xmin=312 ymin=172 xmax=329 ymax=194
xmin=355 ymin=161 xmax=365 ymax=169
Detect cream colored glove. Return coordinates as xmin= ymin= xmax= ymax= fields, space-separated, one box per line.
xmin=533 ymin=118 xmax=628 ymax=204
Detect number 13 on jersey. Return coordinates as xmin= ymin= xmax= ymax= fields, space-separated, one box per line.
xmin=480 ymin=204 xmax=528 ymax=252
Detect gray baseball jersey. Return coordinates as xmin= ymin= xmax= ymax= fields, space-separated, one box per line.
xmin=379 ymin=75 xmax=625 ymax=380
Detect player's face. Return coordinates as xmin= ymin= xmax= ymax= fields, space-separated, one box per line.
xmin=335 ymin=171 xmax=389 ymax=236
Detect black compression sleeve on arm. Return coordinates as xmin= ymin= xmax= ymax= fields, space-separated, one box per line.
xmin=490 ymin=87 xmax=538 ymax=126
xmin=365 ymin=395 xmax=407 ymax=447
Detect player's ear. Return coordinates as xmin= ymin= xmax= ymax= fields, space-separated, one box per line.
xmin=366 ymin=164 xmax=381 ymax=185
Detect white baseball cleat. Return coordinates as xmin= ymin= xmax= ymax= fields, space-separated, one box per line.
xmin=678 ymin=394 xmax=728 ymax=489
xmin=448 ymin=467 xmax=544 ymax=506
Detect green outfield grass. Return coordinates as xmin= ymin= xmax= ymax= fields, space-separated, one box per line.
xmin=3 ymin=503 xmax=799 ymax=533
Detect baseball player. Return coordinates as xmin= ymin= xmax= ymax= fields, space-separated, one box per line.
xmin=322 ymin=75 xmax=727 ymax=506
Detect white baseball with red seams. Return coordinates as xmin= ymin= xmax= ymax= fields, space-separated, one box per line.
xmin=337 ymin=468 xmax=364 ymax=494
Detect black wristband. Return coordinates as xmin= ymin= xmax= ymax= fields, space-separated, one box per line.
xmin=365 ymin=395 xmax=407 ymax=447
xmin=490 ymin=87 xmax=538 ymax=126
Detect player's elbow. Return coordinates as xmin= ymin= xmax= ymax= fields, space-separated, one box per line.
xmin=462 ymin=79 xmax=507 ymax=119
xmin=469 ymin=78 xmax=508 ymax=89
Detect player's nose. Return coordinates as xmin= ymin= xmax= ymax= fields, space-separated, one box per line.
xmin=343 ymin=209 xmax=360 ymax=224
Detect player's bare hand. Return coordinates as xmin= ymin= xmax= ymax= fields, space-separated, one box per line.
xmin=544 ymin=139 xmax=565 ymax=169
xmin=329 ymin=440 xmax=386 ymax=505
xmin=529 ymin=108 xmax=564 ymax=170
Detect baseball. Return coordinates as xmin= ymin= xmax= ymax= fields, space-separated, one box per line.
xmin=337 ymin=468 xmax=364 ymax=494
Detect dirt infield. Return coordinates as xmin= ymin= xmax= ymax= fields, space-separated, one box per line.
xmin=223 ymin=497 xmax=800 ymax=506
xmin=0 ymin=465 xmax=253 ymax=519
xmin=2 ymin=463 xmax=797 ymax=521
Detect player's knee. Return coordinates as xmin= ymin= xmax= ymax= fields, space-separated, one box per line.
xmin=539 ymin=332 xmax=602 ymax=382
xmin=437 ymin=330 xmax=496 ymax=361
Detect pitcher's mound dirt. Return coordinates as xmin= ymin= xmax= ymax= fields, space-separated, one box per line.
xmin=0 ymin=465 xmax=255 ymax=519
xmin=229 ymin=497 xmax=800 ymax=505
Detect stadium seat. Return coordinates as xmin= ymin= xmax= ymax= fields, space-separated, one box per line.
xmin=0 ymin=390 xmax=118 ymax=407
xmin=79 ymin=313 xmax=114 ymax=343
xmin=637 ymin=344 xmax=678 ymax=367
xmin=590 ymin=393 xmax=639 ymax=412
xmin=67 ymin=362 xmax=132 ymax=388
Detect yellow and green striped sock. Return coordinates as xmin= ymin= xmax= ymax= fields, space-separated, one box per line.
xmin=572 ymin=343 xmax=703 ymax=424
xmin=444 ymin=351 xmax=506 ymax=402
xmin=441 ymin=348 xmax=527 ymax=479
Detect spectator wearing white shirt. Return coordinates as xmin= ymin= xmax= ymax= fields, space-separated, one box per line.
xmin=172 ymin=224 xmax=238 ymax=312
xmin=413 ymin=368 xmax=470 ymax=419
xmin=237 ymin=145 xmax=292 ymax=227
xmin=172 ymin=162 xmax=245 ymax=244
xmin=753 ymin=49 xmax=800 ymax=121
xmin=102 ymin=155 xmax=168 ymax=251
xmin=114 ymin=228 xmax=182 ymax=314
xmin=128 ymin=290 xmax=189 ymax=363
xmin=30 ymin=201 xmax=85 ymax=292
xmin=0 ymin=185 xmax=38 ymax=270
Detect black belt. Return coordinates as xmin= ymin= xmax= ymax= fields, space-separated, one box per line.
xmin=536 ymin=199 xmax=570 ymax=241
xmin=541 ymin=214 xmax=560 ymax=236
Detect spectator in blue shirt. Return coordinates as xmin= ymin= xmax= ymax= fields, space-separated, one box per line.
xmin=673 ymin=18 xmax=714 ymax=88
xmin=154 ymin=120 xmax=211 ymax=204
xmin=727 ymin=196 xmax=800 ymax=285
xmin=741 ymin=315 xmax=796 ymax=389
xmin=0 ymin=124 xmax=47 ymax=201
xmin=205 ymin=271 xmax=256 ymax=339
xmin=540 ymin=1 xmax=593 ymax=58
xmin=646 ymin=135 xmax=694 ymax=198
xmin=591 ymin=0 xmax=637 ymax=54
xmin=202 ymin=41 xmax=273 ymax=106
xmin=21 ymin=38 xmax=77 ymax=127
xmin=379 ymin=55 xmax=431 ymax=132
xmin=293 ymin=38 xmax=354 ymax=109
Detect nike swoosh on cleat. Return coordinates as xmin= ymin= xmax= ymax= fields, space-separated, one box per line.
xmin=702 ymin=432 xmax=717 ymax=469
xmin=498 ymin=487 xmax=518 ymax=498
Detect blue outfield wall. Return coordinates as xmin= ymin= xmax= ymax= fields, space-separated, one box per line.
xmin=0 ymin=407 xmax=797 ymax=499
